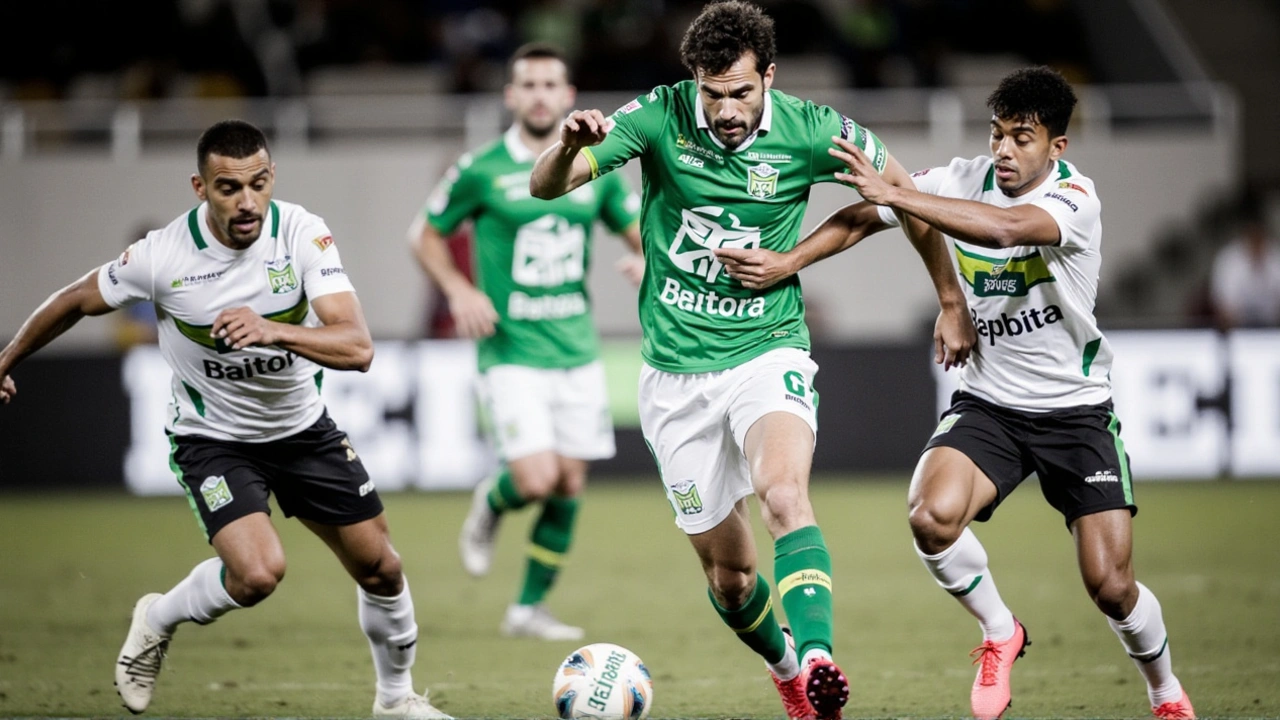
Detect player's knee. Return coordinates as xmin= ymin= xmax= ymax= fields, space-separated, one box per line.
xmin=355 ymin=547 xmax=405 ymax=596
xmin=512 ymin=469 xmax=557 ymax=502
xmin=907 ymin=502 xmax=964 ymax=554
xmin=707 ymin=566 xmax=755 ymax=610
xmin=231 ymin=562 xmax=285 ymax=606
xmin=1086 ymin=570 xmax=1137 ymax=618
xmin=758 ymin=482 xmax=810 ymax=527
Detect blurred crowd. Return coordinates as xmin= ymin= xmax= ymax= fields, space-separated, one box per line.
xmin=2 ymin=0 xmax=1096 ymax=100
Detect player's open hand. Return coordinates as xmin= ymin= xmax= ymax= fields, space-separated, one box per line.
xmin=714 ymin=247 xmax=798 ymax=290
xmin=829 ymin=136 xmax=894 ymax=205
xmin=561 ymin=110 xmax=614 ymax=150
xmin=212 ymin=307 xmax=279 ymax=350
xmin=615 ymin=253 xmax=645 ymax=287
xmin=447 ymin=284 xmax=499 ymax=338
xmin=934 ymin=303 xmax=977 ymax=370
xmin=0 ymin=375 xmax=15 ymax=404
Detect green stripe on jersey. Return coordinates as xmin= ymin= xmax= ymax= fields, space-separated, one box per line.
xmin=1107 ymin=412 xmax=1134 ymax=506
xmin=955 ymin=245 xmax=1055 ymax=297
xmin=1057 ymin=160 xmax=1071 ymax=180
xmin=983 ymin=166 xmax=995 ymax=192
xmin=187 ymin=207 xmax=208 ymax=250
xmin=182 ymin=382 xmax=206 ymax=417
xmin=269 ymin=201 xmax=280 ymax=238
xmin=1082 ymin=338 xmax=1102 ymax=376
xmin=173 ymin=295 xmax=310 ymax=351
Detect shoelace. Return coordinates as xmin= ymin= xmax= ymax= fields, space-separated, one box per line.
xmin=1153 ymin=700 xmax=1192 ymax=719
xmin=123 ymin=639 xmax=169 ymax=685
xmin=970 ymin=641 xmax=1002 ymax=686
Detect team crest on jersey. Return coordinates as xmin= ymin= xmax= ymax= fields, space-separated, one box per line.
xmin=265 ymin=257 xmax=298 ymax=294
xmin=200 ymin=475 xmax=234 ymax=512
xmin=746 ymin=163 xmax=779 ymax=199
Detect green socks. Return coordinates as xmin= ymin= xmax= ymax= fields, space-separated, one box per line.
xmin=485 ymin=468 xmax=528 ymax=515
xmin=775 ymin=525 xmax=834 ymax=659
xmin=517 ymin=495 xmax=578 ymax=605
xmin=708 ymin=572 xmax=788 ymax=664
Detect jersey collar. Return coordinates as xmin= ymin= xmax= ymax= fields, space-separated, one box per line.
xmin=503 ymin=125 xmax=538 ymax=163
xmin=695 ymin=89 xmax=773 ymax=153
xmin=191 ymin=201 xmax=280 ymax=255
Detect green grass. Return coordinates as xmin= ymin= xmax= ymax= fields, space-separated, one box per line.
xmin=1 ymin=477 xmax=1278 ymax=719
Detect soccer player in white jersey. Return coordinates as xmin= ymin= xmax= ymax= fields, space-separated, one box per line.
xmin=408 ymin=43 xmax=643 ymax=641
xmin=725 ymin=66 xmax=1196 ymax=720
xmin=0 ymin=121 xmax=449 ymax=719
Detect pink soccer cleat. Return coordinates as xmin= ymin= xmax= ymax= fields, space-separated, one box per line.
xmin=1152 ymin=689 xmax=1196 ymax=719
xmin=801 ymin=656 xmax=849 ymax=720
xmin=969 ymin=618 xmax=1030 ymax=720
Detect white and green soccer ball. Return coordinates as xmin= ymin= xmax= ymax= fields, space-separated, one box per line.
xmin=552 ymin=642 xmax=653 ymax=720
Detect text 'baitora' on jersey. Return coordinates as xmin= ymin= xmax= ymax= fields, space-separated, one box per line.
xmin=581 ymin=81 xmax=889 ymax=373
xmin=98 ymin=200 xmax=356 ymax=441
xmin=879 ymin=157 xmax=1111 ymax=411
xmin=424 ymin=126 xmax=640 ymax=372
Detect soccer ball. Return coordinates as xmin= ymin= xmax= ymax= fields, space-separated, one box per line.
xmin=552 ymin=642 xmax=653 ymax=720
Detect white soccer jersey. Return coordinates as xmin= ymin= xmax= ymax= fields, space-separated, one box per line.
xmin=98 ymin=200 xmax=356 ymax=441
xmin=880 ymin=156 xmax=1111 ymax=411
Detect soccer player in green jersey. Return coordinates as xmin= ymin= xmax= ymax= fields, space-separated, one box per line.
xmin=750 ymin=67 xmax=1195 ymax=720
xmin=530 ymin=3 xmax=975 ymax=718
xmin=409 ymin=43 xmax=643 ymax=641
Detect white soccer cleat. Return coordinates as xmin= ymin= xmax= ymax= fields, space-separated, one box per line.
xmin=500 ymin=603 xmax=585 ymax=641
xmin=459 ymin=478 xmax=501 ymax=577
xmin=114 ymin=593 xmax=171 ymax=714
xmin=372 ymin=691 xmax=453 ymax=719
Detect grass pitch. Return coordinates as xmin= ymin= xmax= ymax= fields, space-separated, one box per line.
xmin=1 ymin=476 xmax=1278 ymax=719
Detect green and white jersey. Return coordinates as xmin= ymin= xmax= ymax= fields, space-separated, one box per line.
xmin=425 ymin=125 xmax=640 ymax=372
xmin=879 ymin=156 xmax=1110 ymax=410
xmin=97 ymin=200 xmax=355 ymax=441
xmin=582 ymin=81 xmax=888 ymax=373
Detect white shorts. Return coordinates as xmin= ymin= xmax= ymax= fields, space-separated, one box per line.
xmin=639 ymin=348 xmax=820 ymax=534
xmin=478 ymin=360 xmax=616 ymax=462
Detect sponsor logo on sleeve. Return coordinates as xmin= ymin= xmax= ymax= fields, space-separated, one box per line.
xmin=320 ymin=267 xmax=346 ymax=277
xmin=1058 ymin=181 xmax=1088 ymax=196
xmin=912 ymin=168 xmax=931 ymax=177
xmin=312 ymin=234 xmax=334 ymax=252
xmin=839 ymin=114 xmax=856 ymax=140
xmin=615 ymin=99 xmax=642 ymax=116
xmin=1043 ymin=192 xmax=1079 ymax=212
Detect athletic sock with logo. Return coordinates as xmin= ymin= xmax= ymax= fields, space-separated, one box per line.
xmin=146 ymin=557 xmax=242 ymax=635
xmin=517 ymin=495 xmax=578 ymax=605
xmin=708 ymin=572 xmax=795 ymax=678
xmin=359 ymin=581 xmax=418 ymax=707
xmin=1108 ymin=582 xmax=1183 ymax=706
xmin=486 ymin=467 xmax=529 ymax=516
xmin=916 ymin=527 xmax=1016 ymax=641
xmin=775 ymin=525 xmax=834 ymax=661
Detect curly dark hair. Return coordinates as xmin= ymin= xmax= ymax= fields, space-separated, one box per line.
xmin=987 ymin=66 xmax=1078 ymax=138
xmin=197 ymin=120 xmax=269 ymax=176
xmin=679 ymin=1 xmax=776 ymax=77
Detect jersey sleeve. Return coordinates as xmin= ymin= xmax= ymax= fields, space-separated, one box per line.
xmin=580 ymin=87 xmax=669 ymax=180
xmin=598 ymin=170 xmax=641 ymax=233
xmin=809 ymin=104 xmax=889 ymax=185
xmin=1031 ymin=177 xmax=1100 ymax=251
xmin=424 ymin=153 xmax=483 ymax=235
xmin=97 ymin=233 xmax=158 ymax=308
xmin=875 ymin=163 xmax=952 ymax=227
xmin=296 ymin=221 xmax=357 ymax=299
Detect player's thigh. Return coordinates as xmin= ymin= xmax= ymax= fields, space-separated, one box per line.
xmin=551 ymin=360 xmax=616 ymax=462
xmin=263 ymin=412 xmax=385 ymax=529
xmin=479 ymin=364 xmax=556 ymax=461
xmin=168 ymin=432 xmax=275 ymax=544
xmin=211 ymin=512 xmax=287 ymax=583
xmin=640 ymin=363 xmax=751 ymax=536
xmin=1070 ymin=508 xmax=1135 ymax=594
xmin=727 ymin=349 xmax=820 ymax=472
xmin=1028 ymin=402 xmax=1137 ymax=528
xmin=918 ymin=393 xmax=1031 ymax=525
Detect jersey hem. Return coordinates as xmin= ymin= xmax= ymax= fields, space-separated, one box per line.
xmin=957 ymin=384 xmax=1113 ymax=414
xmin=166 ymin=402 xmax=328 ymax=444
xmin=641 ymin=338 xmax=809 ymax=374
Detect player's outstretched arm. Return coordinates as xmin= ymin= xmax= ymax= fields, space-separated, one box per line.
xmin=830 ymin=137 xmax=1060 ymax=248
xmin=530 ymin=109 xmax=613 ymax=200
xmin=716 ymin=202 xmax=890 ymax=290
xmin=880 ymin=154 xmax=976 ymax=369
xmin=0 ymin=268 xmax=115 ymax=404
xmin=409 ymin=220 xmax=498 ymax=338
xmin=211 ymin=292 xmax=373 ymax=372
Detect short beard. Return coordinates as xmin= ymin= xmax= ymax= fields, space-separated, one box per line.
xmin=521 ymin=117 xmax=557 ymax=139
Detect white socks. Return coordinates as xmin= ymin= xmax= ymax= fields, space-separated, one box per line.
xmin=146 ymin=557 xmax=242 ymax=635
xmin=917 ymin=527 xmax=1016 ymax=641
xmin=359 ymin=581 xmax=418 ymax=707
xmin=766 ymin=642 xmax=800 ymax=681
xmin=1108 ymin=582 xmax=1183 ymax=706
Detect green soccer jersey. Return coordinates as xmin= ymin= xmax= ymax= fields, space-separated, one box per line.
xmin=582 ymin=81 xmax=888 ymax=372
xmin=427 ymin=126 xmax=640 ymax=371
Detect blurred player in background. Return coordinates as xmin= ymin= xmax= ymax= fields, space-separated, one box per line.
xmin=740 ymin=66 xmax=1195 ymax=720
xmin=529 ymin=2 xmax=974 ymax=718
xmin=409 ymin=42 xmax=643 ymax=641
xmin=0 ymin=121 xmax=449 ymax=719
